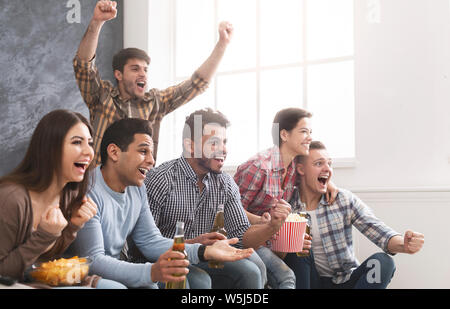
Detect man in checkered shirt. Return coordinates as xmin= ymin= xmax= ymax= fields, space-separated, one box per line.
xmin=286 ymin=141 xmax=425 ymax=289
xmin=73 ymin=1 xmax=234 ymax=165
xmin=145 ymin=108 xmax=292 ymax=289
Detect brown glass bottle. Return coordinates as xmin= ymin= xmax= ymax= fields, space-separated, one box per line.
xmin=296 ymin=212 xmax=311 ymax=257
xmin=208 ymin=204 xmax=227 ymax=269
xmin=165 ymin=221 xmax=187 ymax=289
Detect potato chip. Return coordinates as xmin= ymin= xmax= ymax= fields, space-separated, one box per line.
xmin=30 ymin=256 xmax=91 ymax=286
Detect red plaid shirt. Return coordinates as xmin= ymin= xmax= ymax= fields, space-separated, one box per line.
xmin=233 ymin=146 xmax=297 ymax=216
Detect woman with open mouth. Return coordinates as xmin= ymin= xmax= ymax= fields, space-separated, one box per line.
xmin=0 ymin=109 xmax=125 ymax=289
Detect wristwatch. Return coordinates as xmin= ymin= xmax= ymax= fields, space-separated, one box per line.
xmin=198 ymin=245 xmax=207 ymax=262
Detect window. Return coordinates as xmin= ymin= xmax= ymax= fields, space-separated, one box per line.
xmin=157 ymin=0 xmax=355 ymax=168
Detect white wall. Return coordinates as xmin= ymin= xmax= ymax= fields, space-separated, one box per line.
xmin=124 ymin=0 xmax=173 ymax=88
xmin=124 ymin=0 xmax=450 ymax=288
xmin=352 ymin=189 xmax=450 ymax=288
xmin=335 ymin=0 xmax=450 ymax=190
xmin=340 ymin=0 xmax=450 ymax=289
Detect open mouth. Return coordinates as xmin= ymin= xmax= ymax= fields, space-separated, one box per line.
xmin=136 ymin=81 xmax=146 ymax=90
xmin=74 ymin=162 xmax=89 ymax=172
xmin=138 ymin=167 xmax=149 ymax=176
xmin=213 ymin=156 xmax=225 ymax=164
xmin=318 ymin=175 xmax=329 ymax=186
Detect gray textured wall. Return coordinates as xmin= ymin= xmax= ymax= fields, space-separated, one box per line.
xmin=0 ymin=0 xmax=123 ymax=176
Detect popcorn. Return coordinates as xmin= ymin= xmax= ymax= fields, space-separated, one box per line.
xmin=286 ymin=213 xmax=308 ymax=222
xmin=271 ymin=215 xmax=308 ymax=252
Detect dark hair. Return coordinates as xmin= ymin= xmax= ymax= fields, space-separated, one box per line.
xmin=295 ymin=141 xmax=327 ymax=164
xmin=100 ymin=118 xmax=153 ymax=166
xmin=271 ymin=108 xmax=312 ymax=146
xmin=0 ymin=109 xmax=94 ymax=219
xmin=182 ymin=108 xmax=230 ymax=141
xmin=112 ymin=48 xmax=151 ymax=73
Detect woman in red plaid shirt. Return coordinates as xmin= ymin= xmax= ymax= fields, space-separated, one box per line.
xmin=234 ymin=107 xmax=337 ymax=288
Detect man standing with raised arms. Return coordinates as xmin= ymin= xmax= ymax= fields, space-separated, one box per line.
xmin=74 ymin=0 xmax=234 ymax=164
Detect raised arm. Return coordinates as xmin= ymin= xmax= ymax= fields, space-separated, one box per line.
xmin=195 ymin=21 xmax=234 ymax=82
xmin=76 ymin=0 xmax=117 ymax=61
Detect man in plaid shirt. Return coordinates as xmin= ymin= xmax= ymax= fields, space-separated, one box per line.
xmin=73 ymin=1 xmax=233 ymax=165
xmin=286 ymin=141 xmax=425 ymax=288
xmin=145 ymin=108 xmax=292 ymax=288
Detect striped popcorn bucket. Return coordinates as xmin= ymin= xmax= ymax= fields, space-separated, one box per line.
xmin=270 ymin=221 xmax=307 ymax=252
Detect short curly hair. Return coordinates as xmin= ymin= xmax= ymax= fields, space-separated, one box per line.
xmin=100 ymin=118 xmax=153 ymax=167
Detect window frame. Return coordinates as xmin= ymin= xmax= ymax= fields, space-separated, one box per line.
xmin=162 ymin=0 xmax=356 ymax=170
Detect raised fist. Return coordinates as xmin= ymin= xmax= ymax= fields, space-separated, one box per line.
xmin=70 ymin=197 xmax=98 ymax=229
xmin=93 ymin=0 xmax=117 ymax=22
xmin=39 ymin=206 xmax=68 ymax=236
xmin=218 ymin=21 xmax=234 ymax=45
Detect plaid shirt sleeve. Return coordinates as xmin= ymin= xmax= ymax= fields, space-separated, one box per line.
xmin=153 ymin=71 xmax=209 ymax=117
xmin=233 ymin=162 xmax=266 ymax=212
xmin=73 ymin=55 xmax=112 ymax=110
xmin=350 ymin=192 xmax=401 ymax=254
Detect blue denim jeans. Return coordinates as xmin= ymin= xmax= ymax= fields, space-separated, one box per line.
xmin=195 ymin=254 xmax=263 ymax=289
xmin=284 ymin=251 xmax=396 ymax=289
xmin=284 ymin=252 xmax=319 ymax=289
xmin=256 ymin=247 xmax=295 ymax=289
xmin=247 ymin=250 xmax=267 ymax=287
xmin=186 ymin=265 xmax=212 ymax=289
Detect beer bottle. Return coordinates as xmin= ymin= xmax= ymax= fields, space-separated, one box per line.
xmin=290 ymin=186 xmax=301 ymax=213
xmin=296 ymin=212 xmax=311 ymax=257
xmin=165 ymin=221 xmax=187 ymax=289
xmin=208 ymin=204 xmax=227 ymax=269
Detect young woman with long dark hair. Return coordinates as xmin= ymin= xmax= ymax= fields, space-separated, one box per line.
xmin=0 ymin=109 xmax=124 ymax=288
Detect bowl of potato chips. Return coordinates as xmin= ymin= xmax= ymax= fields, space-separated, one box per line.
xmin=30 ymin=256 xmax=91 ymax=286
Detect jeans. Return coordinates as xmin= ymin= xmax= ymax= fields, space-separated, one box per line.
xmin=284 ymin=252 xmax=319 ymax=289
xmin=247 ymin=250 xmax=268 ymax=287
xmin=256 ymin=247 xmax=295 ymax=289
xmin=186 ymin=265 xmax=212 ymax=289
xmin=195 ymin=254 xmax=263 ymax=289
xmin=285 ymin=251 xmax=396 ymax=289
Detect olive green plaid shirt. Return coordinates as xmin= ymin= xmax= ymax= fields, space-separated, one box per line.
xmin=73 ymin=55 xmax=208 ymax=165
